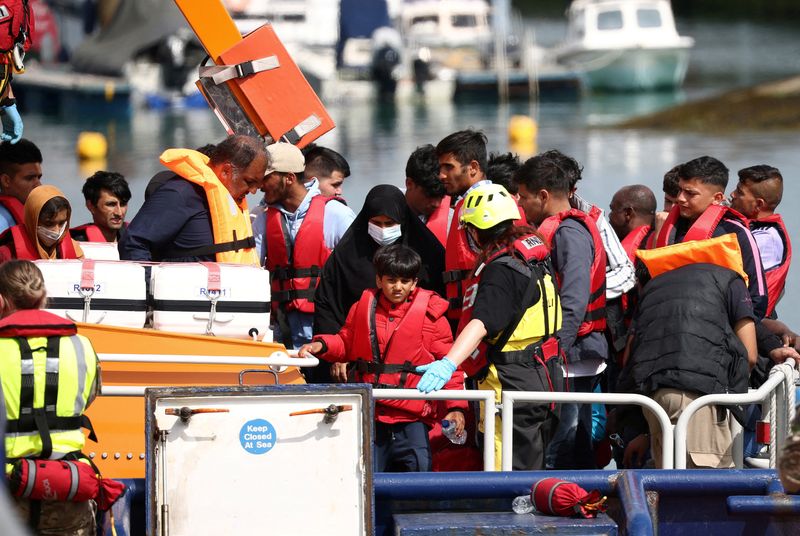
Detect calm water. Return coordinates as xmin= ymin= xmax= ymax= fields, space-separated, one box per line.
xmin=21 ymin=19 xmax=800 ymax=325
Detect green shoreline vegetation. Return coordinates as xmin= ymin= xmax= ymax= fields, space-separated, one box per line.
xmin=617 ymin=77 xmax=800 ymax=133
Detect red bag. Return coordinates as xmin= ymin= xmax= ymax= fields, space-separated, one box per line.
xmin=531 ymin=477 xmax=607 ymax=518
xmin=8 ymin=458 xmax=99 ymax=502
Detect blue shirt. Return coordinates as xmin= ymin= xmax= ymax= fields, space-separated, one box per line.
xmin=251 ymin=179 xmax=356 ymax=348
xmin=0 ymin=204 xmax=16 ymax=236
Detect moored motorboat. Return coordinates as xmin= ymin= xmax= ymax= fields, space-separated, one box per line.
xmin=554 ymin=0 xmax=694 ymax=92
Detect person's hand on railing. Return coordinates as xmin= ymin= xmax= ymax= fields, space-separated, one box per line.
xmin=770 ymin=346 xmax=800 ymax=365
xmin=416 ymin=357 xmax=456 ymax=393
xmin=297 ymin=341 xmax=323 ymax=358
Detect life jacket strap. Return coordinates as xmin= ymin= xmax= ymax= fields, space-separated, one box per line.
xmin=270 ymin=265 xmax=323 ymax=281
xmin=272 ymin=288 xmax=316 ymax=304
xmin=161 ymin=235 xmax=255 ymax=259
xmin=443 ymin=269 xmax=470 ymax=283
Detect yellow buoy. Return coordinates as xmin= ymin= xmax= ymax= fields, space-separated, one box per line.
xmin=508 ymin=115 xmax=538 ymax=145
xmin=76 ymin=132 xmax=108 ymax=160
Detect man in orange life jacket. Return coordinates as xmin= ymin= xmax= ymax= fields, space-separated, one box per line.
xmin=436 ymin=129 xmax=491 ymax=332
xmin=120 ymin=135 xmax=265 ymax=263
xmin=70 ymin=171 xmax=131 ymax=243
xmin=729 ymin=165 xmax=790 ymax=319
xmin=302 ymin=144 xmax=351 ymax=198
xmin=653 ymin=156 xmax=768 ymax=320
xmin=0 ymin=139 xmax=42 ymax=235
xmin=404 ymin=144 xmax=448 ymax=246
xmin=514 ymin=150 xmax=608 ymax=469
xmin=252 ymin=142 xmax=355 ymax=357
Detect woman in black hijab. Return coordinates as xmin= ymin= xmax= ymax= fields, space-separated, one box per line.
xmin=314 ymin=184 xmax=446 ymax=338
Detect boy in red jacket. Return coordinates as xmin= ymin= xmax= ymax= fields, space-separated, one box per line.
xmin=300 ymin=244 xmax=466 ymax=471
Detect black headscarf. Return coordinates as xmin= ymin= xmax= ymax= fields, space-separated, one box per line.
xmin=313 ymin=184 xmax=445 ymax=334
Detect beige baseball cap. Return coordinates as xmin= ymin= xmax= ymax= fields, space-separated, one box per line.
xmin=265 ymin=142 xmax=305 ymax=175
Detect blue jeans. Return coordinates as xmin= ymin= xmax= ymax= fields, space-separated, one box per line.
xmin=546 ymin=375 xmax=599 ymax=469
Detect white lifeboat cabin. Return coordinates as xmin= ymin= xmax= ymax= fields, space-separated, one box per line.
xmin=555 ymin=0 xmax=694 ymax=91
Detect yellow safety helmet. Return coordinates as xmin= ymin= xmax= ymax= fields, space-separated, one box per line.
xmin=460 ymin=183 xmax=520 ymax=229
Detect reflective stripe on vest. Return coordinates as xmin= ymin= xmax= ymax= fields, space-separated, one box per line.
xmin=537 ymin=208 xmax=607 ymax=336
xmin=159 ymin=148 xmax=258 ymax=265
xmin=426 ymin=195 xmax=450 ymax=246
xmin=8 ymin=224 xmax=80 ymax=260
xmin=265 ymin=195 xmax=337 ymax=314
xmin=2 ymin=334 xmax=98 ymax=461
xmin=753 ymin=214 xmax=792 ymax=316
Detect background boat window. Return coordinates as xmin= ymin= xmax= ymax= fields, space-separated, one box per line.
xmin=636 ymin=9 xmax=662 ymax=29
xmin=597 ymin=10 xmax=624 ymax=31
xmin=452 ymin=14 xmax=478 ymax=28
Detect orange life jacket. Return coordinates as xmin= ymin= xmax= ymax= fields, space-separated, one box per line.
xmin=0 ymin=195 xmax=24 ymax=224
xmin=752 ymin=214 xmax=792 ymax=316
xmin=265 ymin=195 xmax=339 ymax=314
xmin=3 ymin=224 xmax=79 ymax=260
xmin=537 ymin=209 xmax=607 ymax=336
xmin=426 ymin=195 xmax=450 ymax=246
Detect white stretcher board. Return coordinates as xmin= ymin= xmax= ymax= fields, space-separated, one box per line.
xmin=145 ymin=385 xmax=373 ymax=536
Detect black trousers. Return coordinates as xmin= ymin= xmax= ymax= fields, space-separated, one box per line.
xmin=495 ymin=359 xmax=560 ymax=471
xmin=374 ymin=421 xmax=432 ymax=473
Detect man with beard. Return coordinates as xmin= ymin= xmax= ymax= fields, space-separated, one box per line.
xmin=70 ymin=171 xmax=131 ymax=243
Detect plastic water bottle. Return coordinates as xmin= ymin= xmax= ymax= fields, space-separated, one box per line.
xmin=512 ymin=494 xmax=535 ymax=514
xmin=441 ymin=419 xmax=466 ymax=445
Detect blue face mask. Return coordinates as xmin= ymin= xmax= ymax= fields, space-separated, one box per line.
xmin=368 ymin=222 xmax=402 ymax=246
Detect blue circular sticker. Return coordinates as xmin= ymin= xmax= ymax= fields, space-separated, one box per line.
xmin=239 ymin=419 xmax=276 ymax=455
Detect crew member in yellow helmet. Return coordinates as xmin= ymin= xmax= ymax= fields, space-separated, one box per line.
xmin=416 ymin=183 xmax=563 ymax=470
xmin=120 ymin=135 xmax=265 ymax=265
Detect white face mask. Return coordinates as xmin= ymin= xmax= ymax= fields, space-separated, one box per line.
xmin=37 ymin=223 xmax=67 ymax=247
xmin=368 ymin=222 xmax=402 ymax=246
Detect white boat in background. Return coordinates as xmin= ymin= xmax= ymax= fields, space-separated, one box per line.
xmin=554 ymin=0 xmax=694 ymax=92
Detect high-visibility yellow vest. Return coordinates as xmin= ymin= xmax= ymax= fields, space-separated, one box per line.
xmin=1 ymin=334 xmax=99 ymax=467
xmin=160 ymin=148 xmax=259 ymax=266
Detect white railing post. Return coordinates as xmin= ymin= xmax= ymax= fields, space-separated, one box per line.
xmin=500 ymin=391 xmax=674 ymax=470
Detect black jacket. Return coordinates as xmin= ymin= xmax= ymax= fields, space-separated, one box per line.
xmin=619 ymin=263 xmax=750 ymax=398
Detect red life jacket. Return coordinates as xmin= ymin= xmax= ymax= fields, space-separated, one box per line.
xmin=619 ymin=225 xmax=651 ymax=321
xmin=752 ymin=214 xmax=792 ymax=316
xmin=537 ymin=209 xmax=607 ymax=336
xmin=3 ymin=224 xmax=79 ymax=260
xmin=69 ymin=223 xmax=107 ymax=242
xmin=348 ymin=288 xmax=438 ymax=423
xmin=265 ymin=195 xmax=339 ymax=314
xmin=0 ymin=194 xmax=24 ymax=224
xmin=458 ymin=233 xmax=555 ymax=377
xmin=0 ymin=0 xmax=34 ymax=55
xmin=655 ymin=204 xmax=749 ymax=247
xmin=444 ymin=195 xmax=526 ymax=325
xmin=0 ymin=309 xmax=76 ymax=337
xmin=426 ymin=195 xmax=450 ymax=246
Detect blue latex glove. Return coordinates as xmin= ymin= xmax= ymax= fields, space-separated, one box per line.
xmin=1 ymin=103 xmax=23 ymax=144
xmin=416 ymin=357 xmax=457 ymax=393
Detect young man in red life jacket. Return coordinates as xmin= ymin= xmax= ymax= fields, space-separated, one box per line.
xmin=302 ymin=144 xmax=351 ymax=198
xmin=654 ymin=156 xmax=769 ymax=320
xmin=729 ymin=165 xmax=791 ymax=319
xmin=299 ymin=244 xmax=467 ymax=472
xmin=0 ymin=139 xmax=42 ymax=235
xmin=404 ymin=144 xmax=449 ymax=246
xmin=70 ymin=171 xmax=131 ymax=243
xmin=436 ymin=129 xmax=492 ymax=331
xmin=253 ymin=142 xmax=355 ymax=381
xmin=514 ymin=150 xmax=608 ymax=470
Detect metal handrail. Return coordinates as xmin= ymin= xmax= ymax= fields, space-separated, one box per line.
xmin=97 ymin=349 xmax=319 ymax=368
xmin=501 ymin=391 xmax=675 ymax=470
xmin=674 ymin=359 xmax=797 ymax=469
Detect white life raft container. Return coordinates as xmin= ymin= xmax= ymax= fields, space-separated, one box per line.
xmin=35 ymin=259 xmax=148 ymax=328
xmin=150 ymin=262 xmax=272 ymax=341
xmin=79 ymin=241 xmax=121 ymax=261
